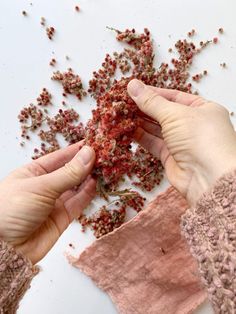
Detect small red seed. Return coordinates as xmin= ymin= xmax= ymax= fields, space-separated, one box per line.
xmin=218 ymin=28 xmax=224 ymax=34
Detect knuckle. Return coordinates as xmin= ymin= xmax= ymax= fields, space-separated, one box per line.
xmin=190 ymin=96 xmax=205 ymax=107
xmin=63 ymin=162 xmax=83 ymax=183
xmin=208 ymin=101 xmax=229 ymax=116
xmin=142 ymin=92 xmax=162 ymax=113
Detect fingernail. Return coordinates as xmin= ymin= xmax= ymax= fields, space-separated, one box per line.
xmin=128 ymin=79 xmax=144 ymax=97
xmin=77 ymin=146 xmax=93 ymax=165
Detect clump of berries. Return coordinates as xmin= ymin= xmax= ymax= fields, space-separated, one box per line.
xmin=131 ymin=146 xmax=164 ymax=191
xmin=37 ymin=88 xmax=52 ymax=106
xmin=33 ymin=108 xmax=84 ymax=159
xmin=79 ymin=189 xmax=145 ymax=238
xmin=18 ymin=104 xmax=44 ymax=142
xmin=79 ymin=207 xmax=126 ymax=238
xmin=18 ymin=87 xmax=84 ymax=158
xmin=52 ymin=68 xmax=87 ymax=100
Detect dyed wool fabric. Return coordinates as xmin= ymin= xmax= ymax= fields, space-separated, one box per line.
xmin=69 ymin=187 xmax=206 ymax=314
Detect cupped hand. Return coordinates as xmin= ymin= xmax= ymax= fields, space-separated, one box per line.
xmin=0 ymin=142 xmax=96 ymax=264
xmin=128 ymin=79 xmax=236 ymax=205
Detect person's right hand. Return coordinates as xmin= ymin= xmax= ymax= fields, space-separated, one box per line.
xmin=0 ymin=141 xmax=95 ymax=264
xmin=128 ymin=79 xmax=236 ymax=205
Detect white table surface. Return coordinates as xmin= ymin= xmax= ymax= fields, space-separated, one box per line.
xmin=1 ymin=0 xmax=236 ymax=313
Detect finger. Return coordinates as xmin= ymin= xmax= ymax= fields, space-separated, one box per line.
xmin=60 ymin=174 xmax=93 ymax=203
xmin=134 ymin=127 xmax=169 ymax=165
xmin=60 ymin=190 xmax=76 ymax=203
xmin=127 ymin=79 xmax=185 ymax=123
xmin=138 ymin=118 xmax=163 ymax=138
xmin=32 ymin=141 xmax=84 ymax=174
xmin=64 ymin=177 xmax=96 ymax=221
xmin=148 ymin=86 xmax=203 ymax=106
xmin=137 ymin=109 xmax=158 ymax=122
xmin=40 ymin=146 xmax=95 ymax=194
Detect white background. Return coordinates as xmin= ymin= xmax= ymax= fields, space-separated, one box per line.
xmin=0 ymin=0 xmax=236 ymax=313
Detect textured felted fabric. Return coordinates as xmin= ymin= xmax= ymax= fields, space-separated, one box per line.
xmin=0 ymin=240 xmax=39 ymax=314
xmin=182 ymin=170 xmax=236 ymax=313
xmin=70 ymin=187 xmax=206 ymax=314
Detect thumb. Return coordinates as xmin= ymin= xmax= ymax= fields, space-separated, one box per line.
xmin=41 ymin=145 xmax=95 ymax=194
xmin=127 ymin=79 xmax=184 ymax=123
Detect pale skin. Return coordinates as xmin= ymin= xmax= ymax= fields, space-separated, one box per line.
xmin=1 ymin=79 xmax=236 ymax=265
xmin=0 ymin=142 xmax=96 ymax=264
xmin=127 ymin=79 xmax=236 ymax=205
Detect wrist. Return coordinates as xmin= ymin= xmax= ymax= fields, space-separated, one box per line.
xmin=188 ymin=156 xmax=236 ymax=206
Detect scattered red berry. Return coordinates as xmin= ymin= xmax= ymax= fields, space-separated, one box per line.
xmin=187 ymin=29 xmax=195 ymax=37
xmin=49 ymin=58 xmax=56 ymax=66
xmin=218 ymin=28 xmax=224 ymax=34
xmin=40 ymin=17 xmax=46 ymax=26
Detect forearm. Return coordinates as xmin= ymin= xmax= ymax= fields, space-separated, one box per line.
xmin=181 ymin=169 xmax=236 ymax=313
xmin=0 ymin=240 xmax=39 ymax=313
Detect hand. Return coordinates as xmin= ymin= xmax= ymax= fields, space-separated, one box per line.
xmin=128 ymin=79 xmax=236 ymax=205
xmin=0 ymin=142 xmax=95 ymax=264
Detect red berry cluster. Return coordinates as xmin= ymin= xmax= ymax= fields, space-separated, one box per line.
xmin=18 ymin=104 xmax=44 ymax=143
xmin=33 ymin=109 xmax=84 ymax=159
xmin=79 ymin=206 xmax=126 ymax=238
xmin=18 ymin=88 xmax=84 ymax=158
xmin=79 ymin=189 xmax=145 ymax=238
xmin=52 ymin=68 xmax=87 ymax=100
xmin=86 ymin=78 xmax=139 ymax=193
xmin=46 ymin=26 xmax=55 ymax=40
xmin=88 ymin=54 xmax=117 ymax=99
xmin=36 ymin=88 xmax=52 ymax=106
xmin=131 ymin=146 xmax=164 ymax=191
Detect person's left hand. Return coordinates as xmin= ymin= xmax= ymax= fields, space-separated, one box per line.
xmin=0 ymin=141 xmax=96 ymax=264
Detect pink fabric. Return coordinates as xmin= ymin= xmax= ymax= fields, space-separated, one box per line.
xmin=0 ymin=240 xmax=39 ymax=313
xmin=182 ymin=169 xmax=236 ymax=313
xmin=70 ymin=187 xmax=206 ymax=314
